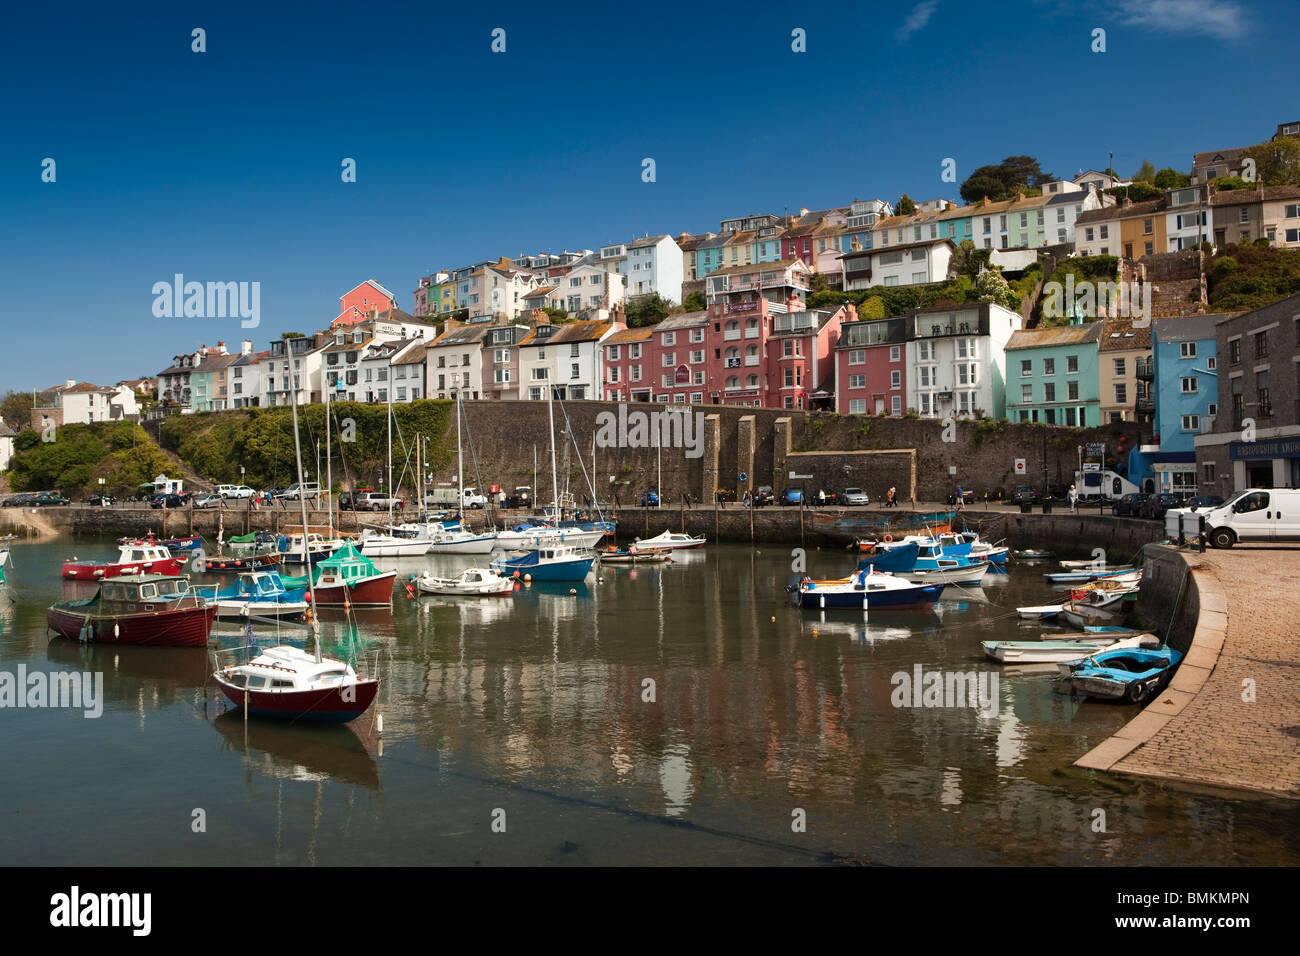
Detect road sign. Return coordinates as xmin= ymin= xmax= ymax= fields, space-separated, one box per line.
xmin=1014 ymin=458 xmax=1027 ymax=475
xmin=1085 ymin=442 xmax=1105 ymax=457
xmin=738 ymin=472 xmax=748 ymax=482
xmin=789 ymin=471 xmax=813 ymax=480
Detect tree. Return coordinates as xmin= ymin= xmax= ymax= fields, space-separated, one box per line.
xmin=623 ymin=294 xmax=674 ymax=328
xmin=949 ymin=239 xmax=991 ymax=280
xmin=1209 ymin=176 xmax=1254 ymax=191
xmin=682 ymin=291 xmax=706 ymax=312
xmin=960 ymin=155 xmax=1053 ymax=203
xmin=540 ymin=306 xmax=569 ymax=322
xmin=1153 ymin=167 xmax=1191 ymax=189
xmin=857 ymin=295 xmax=887 ymax=319
xmin=1105 ymin=181 xmax=1162 ymax=202
xmin=1132 ymin=159 xmax=1156 ymax=183
xmin=0 ymin=391 xmax=34 ymax=431
xmin=895 ymin=193 xmax=917 ymax=216
xmin=973 ymin=268 xmax=1019 ymax=311
xmin=1241 ymin=138 xmax=1300 ymax=185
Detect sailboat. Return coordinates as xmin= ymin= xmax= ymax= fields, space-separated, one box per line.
xmin=211 ymin=368 xmax=380 ymax=723
xmin=359 ymin=383 xmax=430 ymax=557
xmin=409 ymin=391 xmax=497 ymax=553
xmin=491 ymin=385 xmax=595 ymax=582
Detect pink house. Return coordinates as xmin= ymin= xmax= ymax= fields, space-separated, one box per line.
xmin=334 ymin=279 xmax=397 ymax=327
xmin=834 ymin=317 xmax=909 ymax=416
xmin=602 ymin=327 xmax=655 ymax=402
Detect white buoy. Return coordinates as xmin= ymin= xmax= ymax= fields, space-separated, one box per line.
xmin=569 ymin=588 xmax=577 ymax=595
xmin=377 ymin=713 xmax=384 ymax=734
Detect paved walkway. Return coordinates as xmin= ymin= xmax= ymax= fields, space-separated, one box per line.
xmin=1077 ymin=546 xmax=1300 ymax=799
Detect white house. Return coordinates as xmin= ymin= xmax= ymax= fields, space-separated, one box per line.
xmin=263 ymin=333 xmax=327 ymax=407
xmin=427 ymin=324 xmax=490 ymax=400
xmin=905 ymin=302 xmax=1022 ymax=420
xmin=1044 ymin=182 xmax=1107 ymax=246
xmin=1164 ymin=185 xmax=1214 ymax=252
xmin=840 ymin=238 xmax=955 ymax=291
xmin=0 ymin=420 xmax=15 ymax=470
xmin=607 ymin=235 xmax=685 ymax=303
xmin=518 ymin=319 xmax=621 ymax=401
xmin=32 ymin=380 xmax=139 ymax=427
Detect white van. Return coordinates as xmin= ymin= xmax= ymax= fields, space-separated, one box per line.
xmin=1198 ymin=488 xmax=1300 ymax=548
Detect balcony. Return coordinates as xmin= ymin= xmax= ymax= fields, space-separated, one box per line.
xmin=744 ymin=326 xmax=760 ymax=338
xmin=1135 ymin=397 xmax=1154 ymax=414
xmin=723 ymin=329 xmax=742 ymax=341
xmin=1135 ymin=358 xmax=1154 ymax=380
xmin=745 ymin=355 xmax=761 ymax=366
xmin=725 ymin=358 xmax=741 ymax=368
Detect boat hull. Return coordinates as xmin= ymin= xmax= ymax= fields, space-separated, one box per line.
xmin=62 ymin=558 xmax=184 ymax=581
xmin=215 ymin=676 xmax=380 ymax=722
xmin=906 ymin=563 xmax=990 ymax=586
xmin=359 ymin=538 xmax=430 ymax=557
xmin=47 ymin=603 xmax=217 ymax=647
xmin=424 ymin=534 xmax=497 ymax=554
xmin=493 ymin=557 xmax=595 ymax=582
xmin=797 ymin=582 xmax=943 ymax=609
xmin=311 ymin=571 xmax=398 ymax=607
xmin=206 ymin=553 xmax=281 ymax=572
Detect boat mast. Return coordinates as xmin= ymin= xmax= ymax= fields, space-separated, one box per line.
xmin=288 ymin=364 xmax=321 ymax=663
xmin=547 ymin=385 xmax=559 ymax=523
xmin=386 ymin=356 xmax=393 ymax=527
xmin=456 ymin=389 xmax=464 ymax=527
xmin=325 ymin=377 xmax=333 ymax=538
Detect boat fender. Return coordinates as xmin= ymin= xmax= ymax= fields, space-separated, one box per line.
xmin=113 ymin=622 xmax=120 ymax=638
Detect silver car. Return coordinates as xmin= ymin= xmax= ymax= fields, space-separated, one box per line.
xmin=842 ymin=487 xmax=870 ymax=506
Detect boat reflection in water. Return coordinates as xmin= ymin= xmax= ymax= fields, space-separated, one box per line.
xmin=800 ymin=608 xmax=933 ymax=645
xmin=212 ymin=711 xmax=381 ymax=791
xmin=46 ymin=639 xmax=210 ymax=691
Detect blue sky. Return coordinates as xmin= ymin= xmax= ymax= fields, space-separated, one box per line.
xmin=0 ymin=0 xmax=1293 ymax=390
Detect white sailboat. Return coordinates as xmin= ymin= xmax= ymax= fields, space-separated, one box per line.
xmin=409 ymin=390 xmax=497 ymax=553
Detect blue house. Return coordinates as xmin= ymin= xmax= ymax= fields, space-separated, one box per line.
xmin=1149 ymin=314 xmax=1224 ymax=494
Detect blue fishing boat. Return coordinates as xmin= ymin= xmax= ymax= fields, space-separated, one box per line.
xmin=194 ymin=570 xmax=311 ymax=621
xmin=856 ymin=540 xmax=919 ymax=574
xmin=905 ymin=540 xmax=989 ymax=585
xmin=791 ymin=568 xmax=944 ymax=609
xmin=1056 ymin=645 xmax=1182 ymax=702
xmin=491 ymin=543 xmax=595 ymax=582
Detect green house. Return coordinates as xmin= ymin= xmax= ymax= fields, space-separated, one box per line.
xmin=1004 ymin=323 xmax=1104 ymax=426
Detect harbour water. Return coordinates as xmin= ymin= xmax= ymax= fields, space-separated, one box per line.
xmin=2 ymin=536 xmax=1297 ymax=866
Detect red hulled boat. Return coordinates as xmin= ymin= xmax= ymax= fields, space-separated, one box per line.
xmin=213 ymin=645 xmax=380 ymax=722
xmin=62 ymin=541 xmax=184 ymax=581
xmin=47 ymin=574 xmax=217 ymax=646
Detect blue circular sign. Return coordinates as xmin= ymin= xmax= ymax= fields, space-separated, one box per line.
xmin=738 ymin=472 xmax=748 ymax=482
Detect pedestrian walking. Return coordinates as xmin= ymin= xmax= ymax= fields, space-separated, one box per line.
xmin=1068 ymin=484 xmax=1079 ymax=513
xmin=818 ymin=489 xmax=826 ymax=507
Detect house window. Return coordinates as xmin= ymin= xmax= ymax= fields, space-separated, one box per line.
xmin=1203 ymin=461 xmax=1216 ymax=484
xmin=1021 ymin=384 xmax=1032 ymax=403
xmin=1113 ymin=358 xmax=1126 ymax=376
xmin=1254 ymin=330 xmax=1269 ymax=357
xmin=1180 ymin=342 xmax=1197 ymax=359
xmin=1181 ymin=414 xmax=1200 ymax=431
xmin=890 ymin=370 xmax=900 ymax=389
xmin=1114 ymin=383 xmax=1127 ymax=403
xmin=849 ymin=350 xmax=865 ymax=364
xmin=849 ymin=374 xmax=866 ymax=389
xmin=1229 ymin=338 xmax=1241 ymax=364
xmin=1043 ymin=357 xmax=1055 ymax=375
xmin=889 ymin=345 xmax=900 ymax=361
xmin=630 ymin=344 xmax=642 ymax=359
xmin=1044 ymin=383 xmax=1056 ymax=402
xmin=607 ymin=345 xmax=620 ymax=361
xmin=1067 ymin=381 xmax=1079 ymax=401
xmin=849 ymin=399 xmax=866 ymax=414
xmin=1066 ymin=355 xmax=1078 ymax=373
xmin=1180 ymin=377 xmax=1198 ymax=393
xmin=1021 ymin=359 xmax=1032 ymax=377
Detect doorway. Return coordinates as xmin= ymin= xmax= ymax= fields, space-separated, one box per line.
xmin=1247 ymin=463 xmax=1273 ymax=488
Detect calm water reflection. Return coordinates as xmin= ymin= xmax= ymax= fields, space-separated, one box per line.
xmin=1 ymin=536 xmax=1296 ymax=866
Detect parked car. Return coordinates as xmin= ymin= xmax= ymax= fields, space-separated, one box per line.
xmin=354 ymin=491 xmax=404 ymax=512
xmin=1185 ymin=495 xmax=1224 ymax=511
xmin=33 ymin=491 xmax=70 ymax=506
xmin=338 ymin=489 xmax=375 ymax=511
xmin=192 ymin=493 xmax=224 ymax=509
xmin=261 ymin=487 xmax=285 ymax=501
xmin=278 ymin=482 xmax=321 ymax=501
xmin=150 ymin=493 xmax=190 ymax=509
xmin=1142 ymin=493 xmax=1185 ymax=521
xmin=216 ymin=484 xmax=256 ymax=499
xmin=818 ymin=490 xmax=839 ymax=506
xmin=641 ymin=489 xmax=661 ymax=508
xmin=84 ymin=494 xmax=116 ymax=506
xmin=504 ymin=486 xmax=532 ymax=509
xmin=842 ymin=487 xmax=870 ymax=506
xmin=2 ymin=492 xmax=37 ymax=507
xmin=780 ymin=487 xmax=805 ymax=506
xmin=1111 ymin=493 xmax=1149 ymax=517
xmin=751 ymin=485 xmax=774 ymax=507
xmin=1013 ymin=485 xmax=1040 ymax=506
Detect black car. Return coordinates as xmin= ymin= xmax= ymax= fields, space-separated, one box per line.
xmin=2 ymin=492 xmax=37 ymax=507
xmin=751 ymin=485 xmax=774 ymax=507
xmin=33 ymin=492 xmax=70 ymax=506
xmin=946 ymin=487 xmax=975 ymax=506
xmin=1142 ymin=493 xmax=1185 ymax=521
xmin=1111 ymin=493 xmax=1149 ymax=517
xmin=150 ymin=493 xmax=190 ymax=509
xmin=1013 ymin=485 xmax=1040 ymax=506
xmin=84 ymin=494 xmax=116 ymax=506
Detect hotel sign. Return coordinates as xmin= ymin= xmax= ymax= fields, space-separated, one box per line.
xmin=726 ymin=301 xmax=759 ymax=314
xmin=674 ymin=364 xmax=690 ymax=384
xmin=1229 ymin=438 xmax=1300 ymax=460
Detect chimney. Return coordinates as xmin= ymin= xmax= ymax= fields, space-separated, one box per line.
xmin=241 ymin=339 xmax=253 ymax=354
xmin=800 ymin=207 xmax=809 ymax=216
xmin=66 ymin=378 xmax=76 ymax=388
